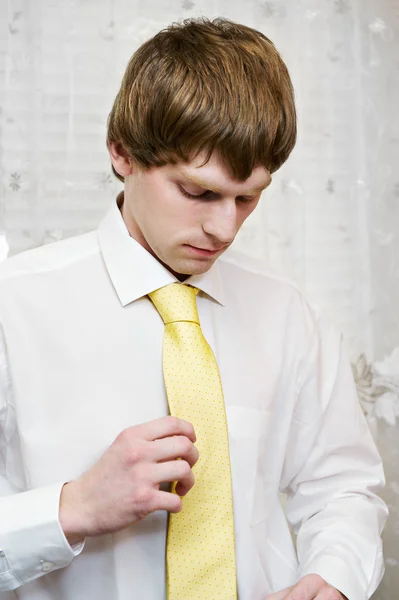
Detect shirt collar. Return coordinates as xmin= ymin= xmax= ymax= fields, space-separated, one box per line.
xmin=97 ymin=193 xmax=226 ymax=307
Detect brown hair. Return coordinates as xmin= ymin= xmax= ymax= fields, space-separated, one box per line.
xmin=107 ymin=17 xmax=296 ymax=182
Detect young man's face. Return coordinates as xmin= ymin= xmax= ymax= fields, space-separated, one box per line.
xmin=113 ymin=149 xmax=271 ymax=279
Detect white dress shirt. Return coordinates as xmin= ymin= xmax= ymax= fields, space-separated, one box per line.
xmin=0 ymin=197 xmax=388 ymax=600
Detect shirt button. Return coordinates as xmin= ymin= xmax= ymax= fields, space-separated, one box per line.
xmin=40 ymin=561 xmax=53 ymax=572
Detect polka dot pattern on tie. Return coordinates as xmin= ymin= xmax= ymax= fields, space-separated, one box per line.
xmin=149 ymin=283 xmax=237 ymax=600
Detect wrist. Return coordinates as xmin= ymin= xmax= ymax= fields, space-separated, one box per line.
xmin=59 ymin=481 xmax=88 ymax=546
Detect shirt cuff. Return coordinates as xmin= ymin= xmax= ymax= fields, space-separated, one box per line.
xmin=0 ymin=481 xmax=85 ymax=590
xmin=300 ymin=554 xmax=368 ymax=600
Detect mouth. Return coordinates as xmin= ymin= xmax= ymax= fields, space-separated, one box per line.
xmin=184 ymin=244 xmax=226 ymax=257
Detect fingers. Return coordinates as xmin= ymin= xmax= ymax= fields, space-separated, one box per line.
xmin=151 ymin=490 xmax=182 ymax=514
xmin=137 ymin=416 xmax=196 ymax=444
xmin=151 ymin=435 xmax=199 ymax=468
xmin=265 ymin=587 xmax=293 ymax=600
xmin=286 ymin=575 xmax=326 ymax=600
xmin=152 ymin=460 xmax=195 ymax=496
xmin=316 ymin=589 xmax=345 ymax=600
xmin=265 ymin=575 xmax=342 ymax=600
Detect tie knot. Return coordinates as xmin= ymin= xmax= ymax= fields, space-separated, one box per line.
xmin=149 ymin=283 xmax=200 ymax=325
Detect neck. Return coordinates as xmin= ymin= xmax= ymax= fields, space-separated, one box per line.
xmin=118 ymin=191 xmax=191 ymax=282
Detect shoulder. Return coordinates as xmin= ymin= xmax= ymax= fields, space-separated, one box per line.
xmin=218 ymin=249 xmax=326 ymax=341
xmin=219 ymin=248 xmax=304 ymax=299
xmin=0 ymin=231 xmax=99 ymax=283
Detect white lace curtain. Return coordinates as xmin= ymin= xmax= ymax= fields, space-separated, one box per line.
xmin=0 ymin=1 xmax=398 ymax=598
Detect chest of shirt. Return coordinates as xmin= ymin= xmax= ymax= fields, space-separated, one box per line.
xmin=2 ymin=285 xmax=297 ymax=507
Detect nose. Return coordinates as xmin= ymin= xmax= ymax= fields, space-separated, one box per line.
xmin=202 ymin=199 xmax=238 ymax=245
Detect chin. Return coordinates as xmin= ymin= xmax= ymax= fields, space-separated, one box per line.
xmin=154 ymin=246 xmax=218 ymax=278
xmin=172 ymin=258 xmax=215 ymax=278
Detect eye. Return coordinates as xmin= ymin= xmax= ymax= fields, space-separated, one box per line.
xmin=237 ymin=195 xmax=256 ymax=204
xmin=178 ymin=185 xmax=214 ymax=200
xmin=178 ymin=184 xmax=257 ymax=203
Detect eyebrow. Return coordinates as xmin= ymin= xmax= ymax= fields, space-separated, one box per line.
xmin=176 ymin=170 xmax=271 ymax=196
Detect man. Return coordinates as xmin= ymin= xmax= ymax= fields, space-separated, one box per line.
xmin=0 ymin=17 xmax=387 ymax=600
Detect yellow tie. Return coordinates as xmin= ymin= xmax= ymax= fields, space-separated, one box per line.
xmin=148 ymin=283 xmax=237 ymax=600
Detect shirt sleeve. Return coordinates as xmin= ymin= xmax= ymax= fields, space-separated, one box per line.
xmin=280 ymin=306 xmax=389 ymax=600
xmin=0 ymin=323 xmax=85 ymax=592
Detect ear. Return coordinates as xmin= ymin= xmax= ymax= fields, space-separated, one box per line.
xmin=108 ymin=142 xmax=134 ymax=178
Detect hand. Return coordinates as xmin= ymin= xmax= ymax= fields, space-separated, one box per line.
xmin=265 ymin=574 xmax=348 ymax=600
xmin=59 ymin=416 xmax=199 ymax=544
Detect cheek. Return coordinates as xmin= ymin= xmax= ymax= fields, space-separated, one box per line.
xmin=156 ymin=184 xmax=186 ymax=220
xmin=163 ymin=198 xmax=200 ymax=230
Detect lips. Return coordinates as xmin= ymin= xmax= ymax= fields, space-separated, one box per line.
xmin=188 ymin=244 xmax=226 ymax=252
xmin=196 ymin=247 xmax=223 ymax=252
xmin=185 ymin=245 xmax=225 ymax=256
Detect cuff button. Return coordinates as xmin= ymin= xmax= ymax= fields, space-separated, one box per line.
xmin=40 ymin=560 xmax=54 ymax=572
